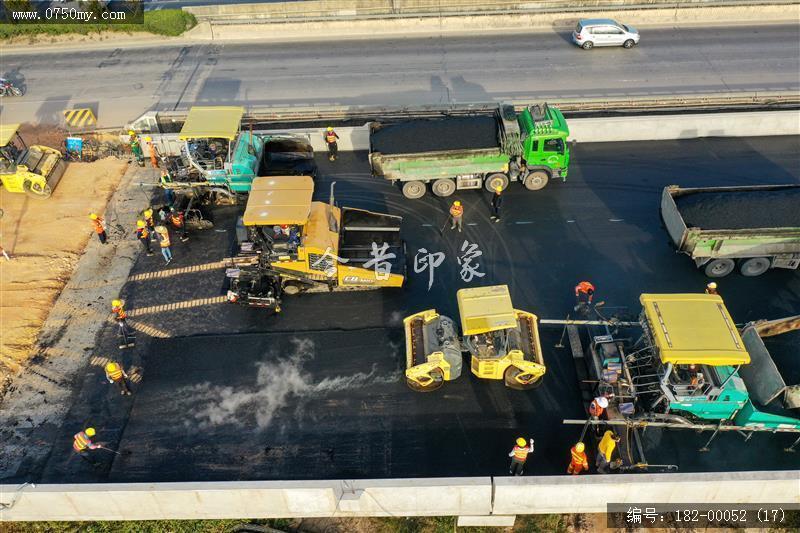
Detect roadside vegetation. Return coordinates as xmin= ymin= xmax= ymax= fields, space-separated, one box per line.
xmin=0 ymin=1 xmax=196 ymax=39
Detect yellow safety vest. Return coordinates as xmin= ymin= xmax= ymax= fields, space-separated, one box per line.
xmin=512 ymin=445 xmax=529 ymax=461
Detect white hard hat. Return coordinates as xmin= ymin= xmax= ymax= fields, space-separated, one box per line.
xmin=597 ymin=396 xmax=609 ymax=408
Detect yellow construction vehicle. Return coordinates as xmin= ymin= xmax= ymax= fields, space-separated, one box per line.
xmin=227 ymin=175 xmax=405 ymax=309
xmin=404 ymin=285 xmax=546 ymax=391
xmin=0 ymin=123 xmax=65 ymax=199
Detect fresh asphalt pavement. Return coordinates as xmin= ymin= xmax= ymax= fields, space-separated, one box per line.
xmin=1 ymin=23 xmax=798 ymax=127
xmin=19 ymin=135 xmax=798 ymax=484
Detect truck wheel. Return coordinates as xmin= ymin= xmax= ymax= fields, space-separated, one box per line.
xmin=402 ymin=181 xmax=426 ymax=199
xmin=704 ymin=259 xmax=735 ymax=278
xmin=522 ymin=171 xmax=549 ymax=191
xmin=22 ymin=180 xmax=52 ymax=199
xmin=484 ymin=173 xmax=509 ymax=192
xmin=582 ymin=41 xmax=594 ymax=50
xmin=432 ymin=178 xmax=456 ymax=197
xmin=739 ymin=257 xmax=771 ymax=277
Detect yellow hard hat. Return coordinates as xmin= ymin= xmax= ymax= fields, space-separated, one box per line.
xmin=516 ymin=437 xmax=526 ymax=447
xmin=575 ymin=442 xmax=585 ymax=452
xmin=137 ymin=220 xmax=146 ymax=228
xmin=144 ymin=209 xmax=153 ymax=217
xmin=495 ymin=186 xmax=503 ymax=193
xmin=106 ymin=362 xmax=118 ymax=372
xmin=112 ymin=299 xmax=122 ymax=307
xmin=85 ymin=427 xmax=96 ymax=437
xmin=454 ymin=201 xmax=461 ymax=206
xmin=89 ymin=213 xmax=98 ymax=220
xmin=327 ymin=126 xmax=334 ymax=131
xmin=707 ymin=282 xmax=717 ymax=289
xmin=128 ymin=130 xmax=135 ymax=136
xmin=144 ymin=136 xmax=152 ymax=142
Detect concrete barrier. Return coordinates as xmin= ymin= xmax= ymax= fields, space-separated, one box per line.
xmin=493 ymin=471 xmax=800 ymax=514
xmin=142 ymin=110 xmax=800 ymax=158
xmin=2 ymin=472 xmax=797 ymax=520
xmin=567 ymin=110 xmax=800 ymax=142
xmin=0 ymin=478 xmax=492 ymax=521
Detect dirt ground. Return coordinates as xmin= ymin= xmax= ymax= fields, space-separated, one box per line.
xmin=0 ymin=157 xmax=128 ymax=388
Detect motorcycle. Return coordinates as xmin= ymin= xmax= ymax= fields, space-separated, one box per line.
xmin=0 ymin=79 xmax=23 ymax=97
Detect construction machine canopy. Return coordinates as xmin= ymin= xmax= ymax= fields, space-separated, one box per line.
xmin=640 ymin=293 xmax=750 ymax=366
xmin=179 ymin=107 xmax=244 ymax=140
xmin=457 ymin=285 xmax=517 ymax=336
xmin=242 ymin=176 xmax=314 ymax=226
xmin=0 ymin=123 xmax=21 ymax=147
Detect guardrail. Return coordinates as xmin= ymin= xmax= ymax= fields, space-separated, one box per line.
xmin=135 ymin=91 xmax=800 ymax=132
xmin=184 ymin=0 xmax=800 ymax=23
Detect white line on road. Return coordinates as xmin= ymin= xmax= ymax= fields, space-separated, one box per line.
xmin=515 ymin=221 xmax=534 ymax=225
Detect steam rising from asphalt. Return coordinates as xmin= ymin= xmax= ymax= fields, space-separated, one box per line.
xmin=182 ymin=338 xmax=396 ymax=430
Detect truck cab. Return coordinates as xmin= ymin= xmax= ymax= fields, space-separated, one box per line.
xmin=516 ymin=104 xmax=570 ymax=188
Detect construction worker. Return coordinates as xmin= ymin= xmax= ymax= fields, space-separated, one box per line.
xmin=705 ymin=282 xmax=718 ymax=295
xmin=589 ymin=395 xmax=609 ymax=419
xmin=154 ymin=224 xmax=172 ymax=265
xmin=129 ymin=132 xmax=144 ymax=167
xmin=136 ymin=220 xmax=153 ymax=256
xmin=596 ymin=430 xmax=621 ymax=474
xmin=143 ymin=209 xmax=155 ymax=233
xmin=73 ymin=427 xmax=101 ymax=465
xmin=145 ymin=137 xmax=159 ymax=169
xmin=508 ymin=437 xmax=534 ymax=476
xmin=449 ymin=200 xmax=464 ymax=232
xmin=490 ymin=185 xmax=503 ymax=222
xmin=324 ymin=126 xmax=340 ymax=161
xmin=111 ymin=299 xmax=135 ymax=349
xmin=575 ymin=281 xmax=595 ymax=304
xmin=105 ymin=361 xmax=132 ymax=396
xmin=89 ymin=213 xmax=107 ymax=244
xmin=567 ymin=442 xmax=589 ymax=475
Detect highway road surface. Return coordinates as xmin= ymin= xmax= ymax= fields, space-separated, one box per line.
xmin=0 ymin=23 xmax=797 ymax=127
xmin=7 ymin=134 xmax=794 ymax=483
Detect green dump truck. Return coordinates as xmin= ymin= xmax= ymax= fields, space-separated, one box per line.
xmin=661 ymin=184 xmax=800 ymax=277
xmin=369 ymin=103 xmax=570 ymax=199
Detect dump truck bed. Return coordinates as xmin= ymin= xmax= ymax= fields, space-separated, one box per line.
xmin=661 ymin=184 xmax=800 ymax=259
xmin=370 ymin=115 xmax=499 ymax=155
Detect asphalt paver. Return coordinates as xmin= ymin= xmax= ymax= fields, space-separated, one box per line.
xmin=30 ymin=136 xmax=800 ymax=483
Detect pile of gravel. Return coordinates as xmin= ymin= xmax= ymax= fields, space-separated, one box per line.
xmin=371 ymin=116 xmax=498 ymax=155
xmin=675 ymin=187 xmax=800 ymax=230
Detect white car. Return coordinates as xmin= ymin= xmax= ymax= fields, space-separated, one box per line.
xmin=572 ymin=19 xmax=640 ymax=50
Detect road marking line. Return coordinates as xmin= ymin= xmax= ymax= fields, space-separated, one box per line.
xmin=515 ymin=221 xmax=533 ymax=225
xmin=609 ymin=219 xmax=624 ymax=222
xmin=127 ymin=260 xmax=227 ymax=282
xmin=566 ymin=219 xmax=575 ymax=223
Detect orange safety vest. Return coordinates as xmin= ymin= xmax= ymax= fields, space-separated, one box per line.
xmin=570 ymin=447 xmax=588 ymax=467
xmin=512 ymin=445 xmax=529 ymax=461
xmin=107 ymin=366 xmax=124 ymax=381
xmin=73 ymin=431 xmax=93 ymax=452
xmin=92 ymin=219 xmax=105 ymax=234
xmin=589 ymin=399 xmax=605 ymax=417
xmin=449 ymin=204 xmax=464 ymax=217
xmin=137 ymin=227 xmax=149 ymax=240
xmin=575 ymin=281 xmax=595 ymax=296
xmin=112 ymin=306 xmax=127 ymax=320
xmin=325 ymin=132 xmax=338 ymax=144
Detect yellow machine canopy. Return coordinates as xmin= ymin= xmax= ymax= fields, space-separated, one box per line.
xmin=179 ymin=106 xmax=244 ymax=140
xmin=242 ymin=176 xmax=314 ymax=226
xmin=640 ymin=293 xmax=750 ymax=366
xmin=457 ymin=285 xmax=518 ymax=336
xmin=0 ymin=123 xmax=21 ymax=147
